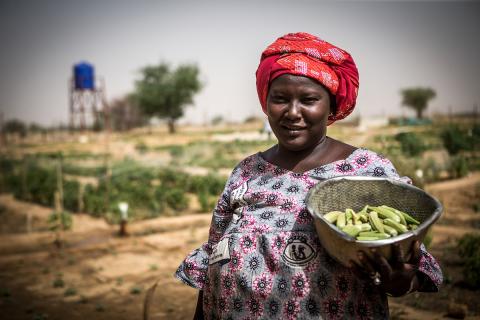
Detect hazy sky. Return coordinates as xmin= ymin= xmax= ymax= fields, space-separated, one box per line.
xmin=1 ymin=0 xmax=479 ymax=126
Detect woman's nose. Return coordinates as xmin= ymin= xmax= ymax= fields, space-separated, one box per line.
xmin=286 ymin=100 xmax=301 ymax=119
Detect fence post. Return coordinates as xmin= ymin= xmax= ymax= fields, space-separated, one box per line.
xmin=56 ymin=154 xmax=64 ymax=209
xmin=21 ymin=156 xmax=28 ymax=201
xmin=54 ymin=155 xmax=64 ymax=248
xmin=54 ymin=191 xmax=63 ymax=247
xmin=78 ymin=183 xmax=85 ymax=213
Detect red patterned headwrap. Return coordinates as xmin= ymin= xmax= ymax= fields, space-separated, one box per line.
xmin=256 ymin=32 xmax=359 ymax=125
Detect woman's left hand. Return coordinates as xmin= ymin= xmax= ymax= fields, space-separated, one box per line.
xmin=349 ymin=241 xmax=421 ymax=297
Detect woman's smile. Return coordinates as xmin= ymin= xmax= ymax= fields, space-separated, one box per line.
xmin=281 ymin=123 xmax=307 ymax=134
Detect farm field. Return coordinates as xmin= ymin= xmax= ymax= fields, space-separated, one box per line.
xmin=0 ymin=120 xmax=479 ymax=320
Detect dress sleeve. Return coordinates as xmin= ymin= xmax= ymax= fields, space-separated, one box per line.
xmin=174 ymin=167 xmax=239 ymax=289
xmin=366 ymin=151 xmax=443 ymax=291
xmin=416 ymin=243 xmax=443 ymax=292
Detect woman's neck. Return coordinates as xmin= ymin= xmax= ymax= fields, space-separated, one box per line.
xmin=267 ymin=136 xmax=332 ymax=173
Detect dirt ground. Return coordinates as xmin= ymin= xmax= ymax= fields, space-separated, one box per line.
xmin=0 ymin=172 xmax=479 ymax=320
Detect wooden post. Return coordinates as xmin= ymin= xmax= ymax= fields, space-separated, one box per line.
xmin=118 ymin=202 xmax=128 ymax=237
xmin=22 ymin=156 xmax=32 ymax=233
xmin=54 ymin=155 xmax=65 ymax=248
xmin=78 ymin=183 xmax=85 ymax=213
xmin=104 ymin=163 xmax=111 ymax=214
xmin=56 ymin=154 xmax=64 ymax=210
xmin=102 ymin=77 xmax=111 ymax=215
xmin=22 ymin=156 xmax=28 ymax=201
xmin=54 ymin=191 xmax=63 ymax=248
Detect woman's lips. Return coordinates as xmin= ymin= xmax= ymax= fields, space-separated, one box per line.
xmin=281 ymin=124 xmax=307 ymax=136
xmin=282 ymin=125 xmax=307 ymax=131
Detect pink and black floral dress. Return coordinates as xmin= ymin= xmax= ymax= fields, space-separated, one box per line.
xmin=175 ymin=148 xmax=442 ymax=320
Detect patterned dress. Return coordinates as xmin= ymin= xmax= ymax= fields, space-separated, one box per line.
xmin=175 ymin=148 xmax=442 ymax=320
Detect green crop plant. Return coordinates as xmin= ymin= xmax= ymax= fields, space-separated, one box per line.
xmin=164 ymin=188 xmax=189 ymax=211
xmin=64 ymin=287 xmax=77 ymax=297
xmin=440 ymin=124 xmax=477 ymax=155
xmin=457 ymin=233 xmax=480 ymax=288
xmin=135 ymin=141 xmax=148 ymax=153
xmin=32 ymin=313 xmax=49 ymax=320
xmin=188 ymin=173 xmax=226 ymax=196
xmin=394 ymin=132 xmax=426 ymax=157
xmin=130 ymin=286 xmax=142 ymax=295
xmin=198 ymin=191 xmax=217 ymax=212
xmin=48 ymin=210 xmax=72 ymax=231
xmin=168 ymin=145 xmax=185 ymax=159
xmin=116 ymin=277 xmax=124 ymax=286
xmin=449 ymin=155 xmax=469 ymax=179
xmin=0 ymin=157 xmax=17 ymax=193
xmin=63 ymin=180 xmax=80 ymax=212
xmin=62 ymin=164 xmax=106 ymax=177
xmin=82 ymin=184 xmax=106 ymax=216
xmin=52 ymin=278 xmax=65 ymax=288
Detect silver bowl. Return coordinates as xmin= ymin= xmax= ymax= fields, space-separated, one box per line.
xmin=306 ymin=176 xmax=442 ymax=267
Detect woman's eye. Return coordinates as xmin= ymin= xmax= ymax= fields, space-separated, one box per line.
xmin=271 ymin=96 xmax=287 ymax=103
xmin=302 ymin=97 xmax=319 ymax=104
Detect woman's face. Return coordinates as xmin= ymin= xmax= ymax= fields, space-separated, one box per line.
xmin=267 ymin=74 xmax=331 ymax=152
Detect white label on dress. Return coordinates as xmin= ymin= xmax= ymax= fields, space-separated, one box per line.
xmin=209 ymin=237 xmax=230 ymax=265
xmin=230 ymin=181 xmax=248 ymax=206
xmin=230 ymin=181 xmax=249 ymax=224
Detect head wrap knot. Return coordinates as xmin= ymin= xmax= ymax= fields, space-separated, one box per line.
xmin=256 ymin=32 xmax=359 ymax=125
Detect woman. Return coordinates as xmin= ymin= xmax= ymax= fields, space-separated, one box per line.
xmin=175 ymin=32 xmax=442 ymax=319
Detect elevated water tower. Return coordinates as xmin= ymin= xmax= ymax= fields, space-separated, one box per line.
xmin=69 ymin=62 xmax=108 ymax=131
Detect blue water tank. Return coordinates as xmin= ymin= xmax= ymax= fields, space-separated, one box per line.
xmin=73 ymin=62 xmax=95 ymax=90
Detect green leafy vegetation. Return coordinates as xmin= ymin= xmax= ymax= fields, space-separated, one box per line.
xmin=52 ymin=278 xmax=65 ymax=288
xmin=394 ymin=132 xmax=427 ymax=156
xmin=1 ymin=153 xmax=226 ymax=220
xmin=48 ymin=211 xmax=73 ymax=231
xmin=441 ymin=124 xmax=479 ymax=155
xmin=457 ymin=233 xmax=480 ymax=289
xmin=198 ymin=191 xmax=217 ymax=212
xmin=130 ymin=286 xmax=142 ymax=295
xmin=64 ymin=287 xmax=77 ymax=297
xmin=135 ymin=141 xmax=148 ymax=154
xmin=448 ymin=155 xmax=470 ymax=179
xmin=62 ymin=164 xmax=106 ymax=177
xmin=32 ymin=313 xmax=49 ymax=320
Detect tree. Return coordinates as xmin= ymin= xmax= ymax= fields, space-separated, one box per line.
xmin=134 ymin=62 xmax=202 ymax=133
xmin=3 ymin=119 xmax=27 ymax=137
xmin=110 ymin=94 xmax=148 ymax=131
xmin=400 ymin=87 xmax=436 ymax=119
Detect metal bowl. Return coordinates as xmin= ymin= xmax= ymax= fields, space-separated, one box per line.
xmin=306 ymin=176 xmax=442 ymax=267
